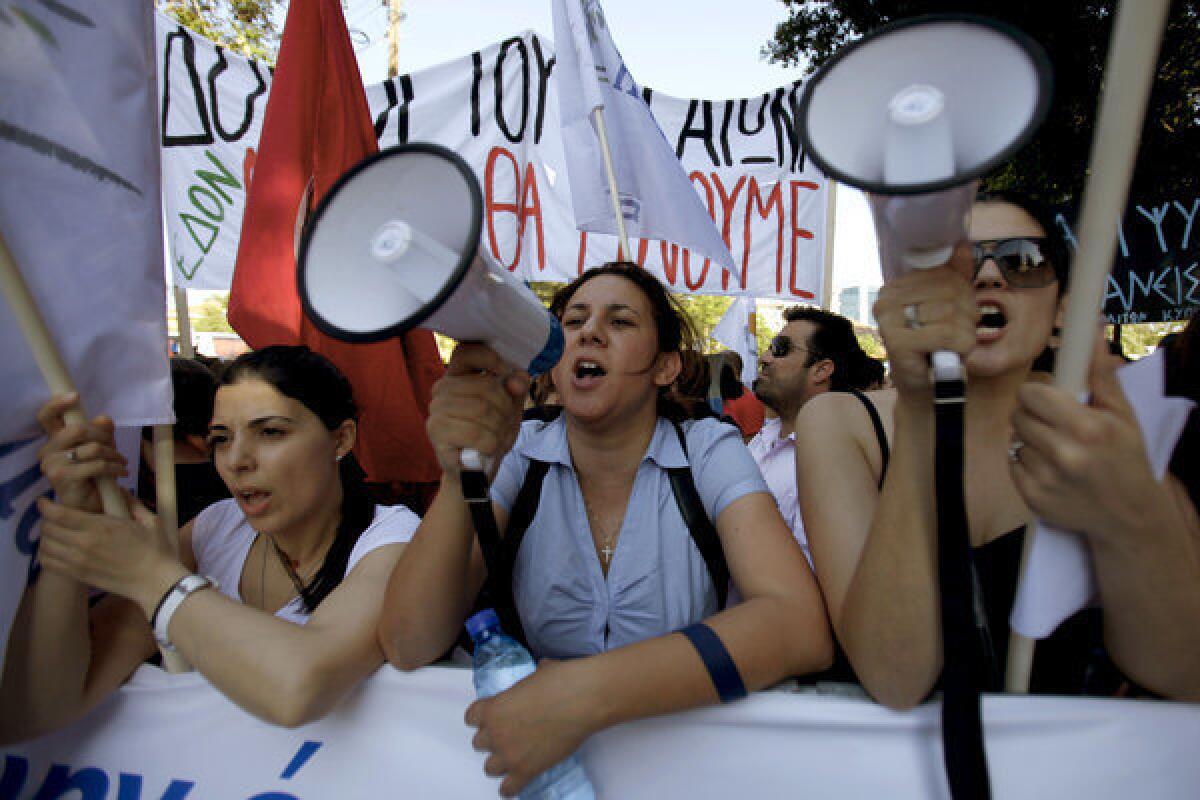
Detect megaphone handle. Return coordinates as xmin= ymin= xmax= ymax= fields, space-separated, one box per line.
xmin=460 ymin=447 xmax=494 ymax=476
xmin=930 ymin=350 xmax=964 ymax=384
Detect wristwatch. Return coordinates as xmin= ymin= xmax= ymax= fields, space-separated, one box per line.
xmin=151 ymin=574 xmax=216 ymax=652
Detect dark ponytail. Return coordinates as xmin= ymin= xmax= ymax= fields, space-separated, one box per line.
xmin=221 ymin=345 xmax=377 ymax=613
xmin=299 ymin=452 xmax=376 ymax=612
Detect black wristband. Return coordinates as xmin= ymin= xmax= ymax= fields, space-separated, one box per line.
xmin=678 ymin=622 xmax=747 ymax=703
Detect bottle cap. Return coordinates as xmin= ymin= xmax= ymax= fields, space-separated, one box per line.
xmin=465 ymin=608 xmax=501 ymax=641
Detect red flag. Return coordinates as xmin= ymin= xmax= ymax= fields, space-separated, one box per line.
xmin=228 ymin=0 xmax=443 ymax=485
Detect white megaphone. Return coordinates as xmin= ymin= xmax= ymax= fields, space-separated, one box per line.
xmin=298 ymin=142 xmax=563 ymax=380
xmin=799 ymin=14 xmax=1051 ymax=380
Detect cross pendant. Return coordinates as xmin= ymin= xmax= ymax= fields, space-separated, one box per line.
xmin=600 ymin=544 xmax=614 ymax=566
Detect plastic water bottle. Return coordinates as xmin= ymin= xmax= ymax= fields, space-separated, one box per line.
xmin=466 ymin=609 xmax=596 ymax=800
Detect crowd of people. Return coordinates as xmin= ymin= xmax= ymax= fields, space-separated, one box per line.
xmin=1 ymin=191 xmax=1197 ymax=795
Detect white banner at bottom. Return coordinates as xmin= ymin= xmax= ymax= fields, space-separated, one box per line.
xmin=3 ymin=665 xmax=1199 ymax=799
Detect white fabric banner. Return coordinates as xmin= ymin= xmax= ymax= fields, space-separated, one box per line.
xmin=0 ymin=2 xmax=172 ymax=669
xmin=551 ymin=0 xmax=737 ymax=275
xmin=1011 ymin=350 xmax=1196 ymax=637
xmin=3 ymin=665 xmax=1199 ymax=798
xmin=157 ymin=15 xmax=829 ymax=301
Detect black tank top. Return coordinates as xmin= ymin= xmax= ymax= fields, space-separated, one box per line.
xmin=808 ymin=391 xmax=1125 ymax=695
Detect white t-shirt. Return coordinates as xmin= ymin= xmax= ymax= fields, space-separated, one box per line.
xmin=190 ymin=498 xmax=418 ymax=625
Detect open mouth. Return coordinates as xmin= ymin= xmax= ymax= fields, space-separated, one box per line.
xmin=977 ymin=303 xmax=1008 ymax=335
xmin=237 ymin=489 xmax=271 ymax=515
xmin=574 ymin=360 xmax=607 ymax=380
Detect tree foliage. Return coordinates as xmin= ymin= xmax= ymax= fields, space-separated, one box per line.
xmin=192 ymin=293 xmax=234 ymax=333
xmin=158 ymin=0 xmax=286 ymax=62
xmin=765 ymin=1 xmax=1200 ymax=204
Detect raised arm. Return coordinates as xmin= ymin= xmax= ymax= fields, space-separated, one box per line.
xmin=1012 ymin=340 xmax=1200 ymax=699
xmin=796 ymin=264 xmax=976 ymax=710
xmin=378 ymin=343 xmax=529 ymax=670
xmin=465 ymin=490 xmax=833 ymax=796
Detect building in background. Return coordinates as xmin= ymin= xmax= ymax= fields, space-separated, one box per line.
xmin=837 ymin=285 xmax=881 ymax=327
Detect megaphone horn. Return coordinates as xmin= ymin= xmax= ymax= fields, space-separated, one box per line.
xmin=798 ymin=13 xmax=1052 ymax=379
xmin=297 ymin=142 xmax=563 ymax=377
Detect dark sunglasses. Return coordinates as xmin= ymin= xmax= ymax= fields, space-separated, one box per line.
xmin=971 ymin=237 xmax=1057 ymax=288
xmin=767 ymin=335 xmax=816 ymax=360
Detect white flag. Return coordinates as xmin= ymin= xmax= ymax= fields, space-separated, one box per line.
xmin=712 ymin=296 xmax=758 ymax=386
xmin=0 ymin=0 xmax=172 ymax=669
xmin=551 ymin=0 xmax=738 ymax=277
xmin=1010 ymin=350 xmax=1195 ymax=638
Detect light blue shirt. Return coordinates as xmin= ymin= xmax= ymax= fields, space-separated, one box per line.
xmin=491 ymin=415 xmax=769 ymax=660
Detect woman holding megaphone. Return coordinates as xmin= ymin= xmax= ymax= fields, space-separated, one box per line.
xmin=792 ymin=191 xmax=1163 ymax=708
xmin=380 ymin=262 xmax=832 ymax=797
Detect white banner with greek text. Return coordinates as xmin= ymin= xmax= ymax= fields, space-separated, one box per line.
xmin=3 ymin=665 xmax=1199 ymax=799
xmin=157 ymin=15 xmax=828 ymax=301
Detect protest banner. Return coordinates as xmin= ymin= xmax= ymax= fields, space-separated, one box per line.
xmin=3 ymin=665 xmax=1199 ymax=799
xmin=157 ymin=15 xmax=829 ymax=301
xmin=1051 ymin=196 xmax=1200 ymax=325
xmin=0 ymin=1 xmax=172 ymax=671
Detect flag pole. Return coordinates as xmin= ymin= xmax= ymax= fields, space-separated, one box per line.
xmin=822 ymin=181 xmax=837 ymax=310
xmin=591 ymin=107 xmax=632 ymax=261
xmin=1006 ymin=0 xmax=1170 ymax=693
xmin=0 ymin=231 xmax=127 ymax=518
xmin=174 ymin=285 xmax=195 ymax=359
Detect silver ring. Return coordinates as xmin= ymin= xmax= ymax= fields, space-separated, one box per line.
xmin=65 ymin=448 xmax=79 ymax=463
xmin=903 ymin=303 xmax=922 ymax=330
xmin=1008 ymin=440 xmax=1025 ymax=464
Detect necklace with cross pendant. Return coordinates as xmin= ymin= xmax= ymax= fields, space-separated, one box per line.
xmin=584 ymin=497 xmax=618 ymax=569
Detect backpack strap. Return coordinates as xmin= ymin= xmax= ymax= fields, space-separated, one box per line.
xmin=666 ymin=420 xmax=730 ymax=610
xmin=475 ymin=457 xmax=549 ymax=651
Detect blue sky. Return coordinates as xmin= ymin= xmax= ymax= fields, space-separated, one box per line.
xmin=343 ymin=0 xmax=882 ymax=293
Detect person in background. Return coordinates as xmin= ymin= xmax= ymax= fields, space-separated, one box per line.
xmin=715 ymin=351 xmax=766 ymax=439
xmin=749 ymin=307 xmax=879 ymax=562
xmin=1010 ymin=314 xmax=1200 ymax=699
xmin=379 ymin=262 xmax=831 ymax=796
xmin=137 ymin=357 xmax=229 ymax=526
xmin=0 ymin=346 xmax=418 ymax=743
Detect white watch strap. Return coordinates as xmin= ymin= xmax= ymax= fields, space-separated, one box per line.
xmin=152 ymin=574 xmax=214 ymax=651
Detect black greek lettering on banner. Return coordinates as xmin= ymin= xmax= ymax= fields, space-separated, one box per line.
xmin=161 ymin=27 xmax=214 ymax=147
xmin=206 ymin=47 xmax=268 ymax=143
xmin=494 ymin=37 xmax=530 ymax=144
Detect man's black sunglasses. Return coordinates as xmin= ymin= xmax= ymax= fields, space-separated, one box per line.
xmin=971 ymin=237 xmax=1057 ymax=288
xmin=767 ymin=335 xmax=816 ymax=360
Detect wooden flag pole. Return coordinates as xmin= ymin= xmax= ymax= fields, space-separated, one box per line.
xmin=0 ymin=231 xmax=126 ymax=518
xmin=591 ymin=107 xmax=632 ymax=261
xmin=173 ymin=285 xmax=195 ymax=359
xmin=1006 ymin=0 xmax=1171 ymax=693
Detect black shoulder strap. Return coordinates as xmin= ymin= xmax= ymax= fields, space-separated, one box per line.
xmin=667 ymin=420 xmax=730 ymax=610
xmin=849 ymin=389 xmax=889 ymax=489
xmin=485 ymin=458 xmax=550 ymax=650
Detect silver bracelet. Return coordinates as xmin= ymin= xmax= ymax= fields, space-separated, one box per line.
xmin=151 ymin=574 xmax=216 ymax=652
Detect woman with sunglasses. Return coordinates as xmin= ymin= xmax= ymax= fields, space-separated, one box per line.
xmin=381 ymin=263 xmax=832 ymax=795
xmin=791 ymin=191 xmax=1135 ymax=708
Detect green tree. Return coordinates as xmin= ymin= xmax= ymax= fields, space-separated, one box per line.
xmin=158 ymin=0 xmax=286 ymax=62
xmin=192 ymin=293 xmax=234 ymax=333
xmin=765 ymin=1 xmax=1200 ymax=203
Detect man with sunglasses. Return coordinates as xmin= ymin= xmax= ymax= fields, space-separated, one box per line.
xmin=749 ymin=307 xmax=880 ymax=562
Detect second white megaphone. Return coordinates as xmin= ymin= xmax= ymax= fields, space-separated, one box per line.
xmin=298 ymin=142 xmax=563 ymax=377
xmin=799 ymin=14 xmax=1052 ymax=282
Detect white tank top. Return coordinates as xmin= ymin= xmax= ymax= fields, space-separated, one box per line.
xmin=189 ymin=498 xmax=418 ymax=625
